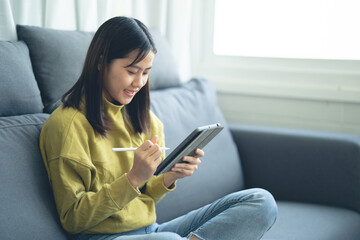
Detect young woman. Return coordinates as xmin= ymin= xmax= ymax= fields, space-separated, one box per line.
xmin=40 ymin=16 xmax=277 ymax=240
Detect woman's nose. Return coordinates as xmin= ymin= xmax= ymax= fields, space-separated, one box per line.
xmin=132 ymin=74 xmax=145 ymax=88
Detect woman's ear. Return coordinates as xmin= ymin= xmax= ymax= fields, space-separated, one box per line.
xmin=98 ymin=55 xmax=103 ymax=71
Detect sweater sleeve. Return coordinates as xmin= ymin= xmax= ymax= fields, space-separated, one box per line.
xmin=144 ymin=174 xmax=176 ymax=203
xmin=48 ymin=156 xmax=141 ymax=234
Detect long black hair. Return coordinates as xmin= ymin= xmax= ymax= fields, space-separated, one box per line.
xmin=62 ymin=17 xmax=157 ymax=137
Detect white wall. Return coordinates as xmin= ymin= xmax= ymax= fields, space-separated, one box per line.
xmin=217 ymin=92 xmax=360 ymax=134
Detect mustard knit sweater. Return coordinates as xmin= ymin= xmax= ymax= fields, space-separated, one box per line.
xmin=39 ymin=96 xmax=175 ymax=234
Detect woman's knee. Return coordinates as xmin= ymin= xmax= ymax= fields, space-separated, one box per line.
xmin=230 ymin=188 xmax=277 ymax=227
xmin=248 ymin=188 xmax=278 ymax=228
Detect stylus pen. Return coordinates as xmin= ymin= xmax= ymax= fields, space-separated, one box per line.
xmin=112 ymin=147 xmax=170 ymax=152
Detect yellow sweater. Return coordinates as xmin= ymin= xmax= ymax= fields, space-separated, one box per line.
xmin=39 ymin=95 xmax=175 ymax=234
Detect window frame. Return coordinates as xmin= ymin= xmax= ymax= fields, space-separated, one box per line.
xmin=191 ymin=0 xmax=360 ymax=103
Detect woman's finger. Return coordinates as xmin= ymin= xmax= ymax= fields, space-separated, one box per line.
xmin=154 ymin=156 xmax=162 ymax=164
xmin=173 ymin=162 xmax=198 ymax=172
xmin=148 ymin=145 xmax=162 ymax=159
xmin=172 ymin=167 xmax=195 ymax=176
xmin=182 ymin=156 xmax=202 ymax=165
xmin=138 ymin=140 xmax=153 ymax=151
xmin=151 ymin=135 xmax=159 ymax=144
xmin=195 ymin=148 xmax=205 ymax=158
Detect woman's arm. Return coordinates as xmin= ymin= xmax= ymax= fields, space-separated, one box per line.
xmin=143 ymin=174 xmax=176 ymax=203
xmin=130 ymin=135 xmax=176 ymax=203
xmin=48 ymin=156 xmax=140 ymax=234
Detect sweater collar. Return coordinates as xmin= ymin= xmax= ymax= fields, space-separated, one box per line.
xmin=103 ymin=95 xmax=125 ymax=115
xmin=79 ymin=94 xmax=125 ymax=115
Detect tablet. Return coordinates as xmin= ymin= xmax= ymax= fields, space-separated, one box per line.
xmin=154 ymin=123 xmax=224 ymax=175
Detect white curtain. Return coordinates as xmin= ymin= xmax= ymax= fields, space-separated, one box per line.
xmin=0 ymin=0 xmax=193 ymax=81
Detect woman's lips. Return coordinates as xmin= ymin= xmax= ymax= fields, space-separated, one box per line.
xmin=124 ymin=89 xmax=136 ymax=97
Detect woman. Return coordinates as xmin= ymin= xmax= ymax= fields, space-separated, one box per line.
xmin=40 ymin=16 xmax=277 ymax=240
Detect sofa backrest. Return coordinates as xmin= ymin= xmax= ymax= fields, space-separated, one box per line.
xmin=0 ymin=40 xmax=43 ymax=117
xmin=0 ymin=114 xmax=68 ymax=239
xmin=0 ymin=36 xmax=67 ymax=239
xmin=16 ymin=25 xmax=182 ymax=113
xmin=151 ymin=78 xmax=244 ymax=222
xmin=16 ymin=25 xmax=93 ymax=113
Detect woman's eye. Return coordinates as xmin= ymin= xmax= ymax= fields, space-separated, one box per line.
xmin=127 ymin=70 xmax=136 ymax=75
xmin=143 ymin=72 xmax=149 ymax=76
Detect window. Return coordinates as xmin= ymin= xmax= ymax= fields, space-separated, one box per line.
xmin=191 ymin=0 xmax=360 ymax=103
xmin=213 ymin=0 xmax=360 ymax=60
xmin=190 ymin=0 xmax=360 ymax=134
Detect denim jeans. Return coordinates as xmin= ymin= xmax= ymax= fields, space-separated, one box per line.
xmin=73 ymin=188 xmax=278 ymax=240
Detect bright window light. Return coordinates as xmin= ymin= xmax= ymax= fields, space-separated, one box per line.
xmin=213 ymin=0 xmax=360 ymax=60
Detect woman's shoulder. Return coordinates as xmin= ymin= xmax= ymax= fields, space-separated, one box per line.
xmin=42 ymin=104 xmax=91 ymax=138
xmin=46 ymin=104 xmax=83 ymax=124
xmin=40 ymin=104 xmax=95 ymax=160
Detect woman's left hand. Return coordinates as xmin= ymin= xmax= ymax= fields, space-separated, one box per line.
xmin=163 ymin=148 xmax=204 ymax=188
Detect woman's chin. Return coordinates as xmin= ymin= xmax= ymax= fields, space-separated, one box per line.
xmin=116 ymin=97 xmax=132 ymax=106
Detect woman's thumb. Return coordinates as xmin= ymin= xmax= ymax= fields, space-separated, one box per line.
xmin=151 ymin=135 xmax=159 ymax=144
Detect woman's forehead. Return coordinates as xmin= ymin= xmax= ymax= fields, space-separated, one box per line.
xmin=126 ymin=50 xmax=155 ymax=67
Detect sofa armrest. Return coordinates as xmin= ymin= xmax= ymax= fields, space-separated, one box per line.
xmin=229 ymin=123 xmax=360 ymax=213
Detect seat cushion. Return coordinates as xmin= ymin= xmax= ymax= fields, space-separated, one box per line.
xmin=151 ymin=78 xmax=244 ymax=222
xmin=263 ymin=201 xmax=360 ymax=240
xmin=0 ymin=41 xmax=43 ymax=116
xmin=0 ymin=114 xmax=67 ymax=239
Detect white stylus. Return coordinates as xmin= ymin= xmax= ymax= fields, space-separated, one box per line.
xmin=112 ymin=147 xmax=170 ymax=152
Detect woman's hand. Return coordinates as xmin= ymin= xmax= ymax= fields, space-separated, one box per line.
xmin=163 ymin=149 xmax=204 ymax=188
xmin=127 ymin=135 xmax=162 ymax=188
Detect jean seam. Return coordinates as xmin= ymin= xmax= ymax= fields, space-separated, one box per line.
xmin=145 ymin=225 xmax=151 ymax=234
xmin=183 ymin=199 xmax=241 ymax=237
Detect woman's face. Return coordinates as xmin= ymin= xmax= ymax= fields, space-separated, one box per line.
xmin=102 ymin=49 xmax=154 ymax=105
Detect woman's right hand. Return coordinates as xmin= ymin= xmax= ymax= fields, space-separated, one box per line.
xmin=127 ymin=135 xmax=162 ymax=188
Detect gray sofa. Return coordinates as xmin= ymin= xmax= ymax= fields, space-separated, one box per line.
xmin=0 ymin=25 xmax=359 ymax=240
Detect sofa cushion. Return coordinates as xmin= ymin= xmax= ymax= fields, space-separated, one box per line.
xmin=149 ymin=29 xmax=182 ymax=90
xmin=150 ymin=78 xmax=244 ymax=222
xmin=16 ymin=25 xmax=94 ymax=113
xmin=16 ymin=25 xmax=181 ymax=113
xmin=0 ymin=41 xmax=43 ymax=116
xmin=263 ymin=201 xmax=360 ymax=240
xmin=0 ymin=114 xmax=67 ymax=239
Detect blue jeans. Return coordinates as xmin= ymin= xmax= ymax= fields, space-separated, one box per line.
xmin=74 ymin=188 xmax=277 ymax=240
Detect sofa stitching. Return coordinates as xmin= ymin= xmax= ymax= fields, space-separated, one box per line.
xmin=0 ymin=122 xmax=45 ymax=130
